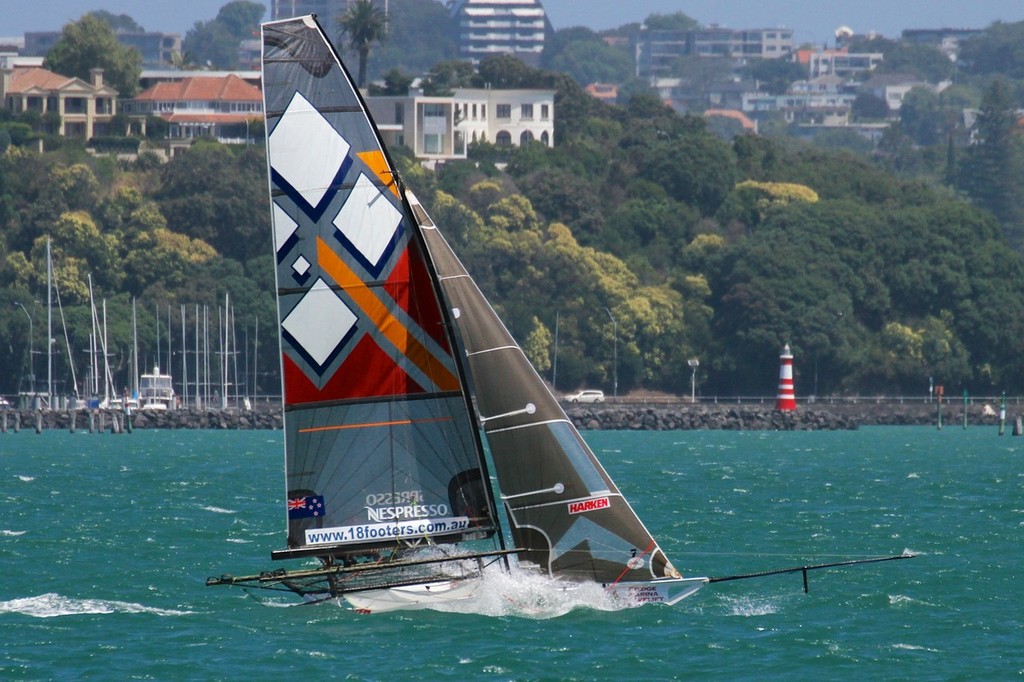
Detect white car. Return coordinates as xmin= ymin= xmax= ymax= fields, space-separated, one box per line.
xmin=564 ymin=390 xmax=605 ymax=404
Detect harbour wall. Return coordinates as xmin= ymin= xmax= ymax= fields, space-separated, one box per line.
xmin=0 ymin=401 xmax=1011 ymax=432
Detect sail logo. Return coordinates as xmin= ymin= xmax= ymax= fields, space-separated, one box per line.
xmin=568 ymin=497 xmax=610 ymax=515
xmin=366 ymin=503 xmax=449 ymax=523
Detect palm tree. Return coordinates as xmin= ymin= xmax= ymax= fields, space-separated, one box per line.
xmin=338 ymin=0 xmax=388 ymax=88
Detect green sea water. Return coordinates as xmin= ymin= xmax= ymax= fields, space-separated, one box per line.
xmin=1 ymin=427 xmax=1021 ymax=680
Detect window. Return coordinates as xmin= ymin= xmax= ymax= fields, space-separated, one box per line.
xmin=540 ymin=104 xmax=549 ymax=120
xmin=423 ymin=103 xmax=445 ymax=117
xmin=394 ymin=102 xmax=404 ymax=124
xmin=496 ymin=104 xmax=511 ymax=119
xmin=495 ymin=130 xmax=511 ymax=146
xmin=423 ymin=133 xmax=443 ymax=154
xmin=520 ymin=103 xmax=533 ymax=120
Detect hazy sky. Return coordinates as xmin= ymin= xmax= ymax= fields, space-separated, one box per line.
xmin=2 ymin=0 xmax=1022 ymax=45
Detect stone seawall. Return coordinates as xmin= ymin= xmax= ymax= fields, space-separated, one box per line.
xmin=0 ymin=401 xmax=1011 ymax=432
xmin=565 ymin=401 xmax=1003 ymax=431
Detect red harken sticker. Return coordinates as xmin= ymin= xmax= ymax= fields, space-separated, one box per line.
xmin=568 ymin=497 xmax=610 ymax=515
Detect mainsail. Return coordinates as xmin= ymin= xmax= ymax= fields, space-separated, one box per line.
xmin=261 ymin=16 xmax=501 ymax=567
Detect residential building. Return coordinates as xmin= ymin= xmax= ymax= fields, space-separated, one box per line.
xmin=0 ymin=66 xmax=118 ymax=138
xmin=122 ymin=74 xmax=263 ymax=142
xmin=366 ymin=87 xmax=554 ymax=162
xmin=450 ymin=0 xmax=549 ymax=66
xmin=795 ymin=48 xmax=884 ymax=79
xmin=861 ymin=74 xmax=950 ymax=112
xmin=901 ymin=28 xmax=982 ymax=59
xmin=585 ymin=82 xmax=618 ymax=104
xmin=636 ymin=26 xmax=794 ymax=77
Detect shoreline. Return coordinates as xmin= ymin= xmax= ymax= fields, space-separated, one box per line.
xmin=0 ymin=401 xmax=1010 ymax=432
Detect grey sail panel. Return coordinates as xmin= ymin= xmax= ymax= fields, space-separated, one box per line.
xmin=409 ymin=193 xmax=682 ymax=584
xmin=262 ymin=17 xmax=498 ymax=558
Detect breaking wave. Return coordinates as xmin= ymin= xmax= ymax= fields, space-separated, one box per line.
xmin=0 ymin=593 xmax=194 ymax=618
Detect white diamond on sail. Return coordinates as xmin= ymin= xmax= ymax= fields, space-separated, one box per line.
xmin=269 ymin=92 xmax=351 ymax=210
xmin=272 ymin=201 xmax=298 ymax=253
xmin=280 ymin=277 xmax=357 ymax=367
xmin=332 ymin=173 xmax=402 ymax=267
xmin=291 ymin=255 xmax=311 ymax=277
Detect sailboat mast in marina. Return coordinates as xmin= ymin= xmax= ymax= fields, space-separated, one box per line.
xmin=207 ymin=14 xmax=706 ymax=611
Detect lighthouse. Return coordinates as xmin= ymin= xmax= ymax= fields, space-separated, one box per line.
xmin=776 ymin=344 xmax=797 ymax=411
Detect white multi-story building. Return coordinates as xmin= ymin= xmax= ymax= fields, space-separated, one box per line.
xmin=366 ymin=87 xmax=554 ymax=163
xmin=636 ymin=26 xmax=794 ymax=77
xmin=450 ymin=0 xmax=549 ymax=66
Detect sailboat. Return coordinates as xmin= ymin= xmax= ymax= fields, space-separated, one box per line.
xmin=207 ymin=15 xmax=706 ymax=612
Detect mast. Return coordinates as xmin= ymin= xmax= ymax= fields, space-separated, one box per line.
xmin=88 ymin=274 xmax=98 ymax=398
xmin=132 ymin=299 xmax=139 ymax=398
xmin=194 ymin=304 xmax=201 ymax=409
xmin=181 ymin=304 xmax=189 ymax=407
xmin=46 ymin=237 xmax=53 ymax=408
xmin=155 ymin=304 xmax=161 ymax=372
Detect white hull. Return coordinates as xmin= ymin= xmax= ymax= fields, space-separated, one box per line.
xmin=344 ymin=578 xmax=482 ymax=613
xmin=341 ymin=575 xmax=708 ymax=614
xmin=606 ymin=577 xmax=708 ymax=606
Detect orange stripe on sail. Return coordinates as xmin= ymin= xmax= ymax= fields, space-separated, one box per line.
xmin=317 ymin=237 xmax=460 ymax=392
xmin=357 ymin=150 xmax=400 ymax=199
xmin=299 ymin=415 xmax=453 ymax=434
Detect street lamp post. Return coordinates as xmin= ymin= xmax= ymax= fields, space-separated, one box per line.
xmin=13 ymin=301 xmax=34 ymax=398
xmin=604 ymin=307 xmax=617 ymax=399
xmin=688 ymin=358 xmax=699 ymax=403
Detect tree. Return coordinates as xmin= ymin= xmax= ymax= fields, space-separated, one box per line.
xmin=338 ymin=0 xmax=388 ymax=88
xmin=898 ymin=87 xmax=943 ymax=147
xmin=421 ymin=60 xmax=477 ymax=96
xmin=643 ymin=12 xmax=699 ymax=31
xmin=88 ymin=11 xmax=146 ymax=33
xmin=741 ymin=58 xmax=805 ymax=96
xmin=183 ymin=1 xmax=264 ymax=70
xmin=957 ymin=80 xmax=1024 ymax=248
xmin=44 ymin=14 xmax=143 ymax=96
xmin=959 ymin=21 xmax=1024 ymax=79
xmin=547 ymin=39 xmax=633 ymax=87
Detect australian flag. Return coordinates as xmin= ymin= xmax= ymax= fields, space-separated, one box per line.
xmin=287 ymin=495 xmax=325 ymax=519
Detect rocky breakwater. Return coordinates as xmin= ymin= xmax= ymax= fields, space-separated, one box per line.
xmin=565 ymin=404 xmax=859 ymax=431
xmin=1 ymin=405 xmax=283 ymax=432
xmin=564 ymin=399 xmax=1012 ymax=431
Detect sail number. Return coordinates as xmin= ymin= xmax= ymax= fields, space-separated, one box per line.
xmin=365 ymin=490 xmax=423 ymax=506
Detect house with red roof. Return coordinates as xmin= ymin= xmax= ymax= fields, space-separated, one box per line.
xmin=0 ymin=66 xmax=118 ymax=139
xmin=122 ymin=74 xmax=263 ymax=142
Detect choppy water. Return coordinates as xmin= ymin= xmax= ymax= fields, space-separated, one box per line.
xmin=1 ymin=427 xmax=1021 ymax=680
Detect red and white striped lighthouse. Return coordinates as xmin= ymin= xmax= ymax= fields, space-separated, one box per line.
xmin=775 ymin=344 xmax=797 ymax=411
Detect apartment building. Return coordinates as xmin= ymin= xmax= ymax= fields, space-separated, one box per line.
xmin=450 ymin=0 xmax=549 ymax=66
xmin=636 ymin=26 xmax=794 ymax=77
